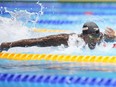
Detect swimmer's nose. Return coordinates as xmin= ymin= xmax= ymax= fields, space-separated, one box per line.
xmin=90 ymin=38 xmax=99 ymax=43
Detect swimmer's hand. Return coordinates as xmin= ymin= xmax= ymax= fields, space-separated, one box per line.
xmin=104 ymin=27 xmax=116 ymax=38
xmin=0 ymin=43 xmax=9 ymax=52
xmin=104 ymin=27 xmax=116 ymax=41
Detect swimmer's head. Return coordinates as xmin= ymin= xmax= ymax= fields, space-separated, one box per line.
xmin=82 ymin=22 xmax=100 ymax=35
xmin=82 ymin=22 xmax=102 ymax=49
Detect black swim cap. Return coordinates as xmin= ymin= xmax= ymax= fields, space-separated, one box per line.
xmin=82 ymin=22 xmax=100 ymax=35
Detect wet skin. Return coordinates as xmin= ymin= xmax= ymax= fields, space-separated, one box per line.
xmin=82 ymin=34 xmax=101 ymax=49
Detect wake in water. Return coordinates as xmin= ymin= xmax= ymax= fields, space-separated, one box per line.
xmin=0 ymin=2 xmax=116 ymax=56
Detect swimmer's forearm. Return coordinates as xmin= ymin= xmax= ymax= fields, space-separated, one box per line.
xmin=0 ymin=34 xmax=69 ymax=50
xmin=0 ymin=39 xmax=48 ymax=48
xmin=1 ymin=39 xmax=40 ymax=48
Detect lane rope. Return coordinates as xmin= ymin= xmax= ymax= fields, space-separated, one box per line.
xmin=0 ymin=52 xmax=116 ymax=63
xmin=0 ymin=73 xmax=116 ymax=86
xmin=44 ymin=11 xmax=116 ymax=15
xmin=58 ymin=0 xmax=116 ymax=2
xmin=36 ymin=20 xmax=75 ymax=25
xmin=32 ymin=28 xmax=69 ymax=33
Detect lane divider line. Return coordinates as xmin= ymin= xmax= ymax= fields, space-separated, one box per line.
xmin=0 ymin=52 xmax=116 ymax=63
xmin=0 ymin=73 xmax=116 ymax=85
xmin=32 ymin=28 xmax=69 ymax=33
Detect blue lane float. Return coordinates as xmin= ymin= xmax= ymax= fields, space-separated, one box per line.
xmin=37 ymin=20 xmax=75 ymax=25
xmin=0 ymin=73 xmax=116 ymax=87
xmin=44 ymin=11 xmax=116 ymax=15
xmin=1 ymin=3 xmax=116 ymax=10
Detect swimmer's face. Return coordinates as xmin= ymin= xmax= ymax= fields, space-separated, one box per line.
xmin=83 ymin=33 xmax=101 ymax=49
xmin=82 ymin=22 xmax=101 ymax=49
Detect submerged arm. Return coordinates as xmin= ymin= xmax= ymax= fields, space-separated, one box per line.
xmin=0 ymin=34 xmax=69 ymax=51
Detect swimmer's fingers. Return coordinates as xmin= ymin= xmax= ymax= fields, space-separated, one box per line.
xmin=105 ymin=30 xmax=111 ymax=34
xmin=105 ymin=27 xmax=115 ymax=37
xmin=106 ymin=27 xmax=115 ymax=33
xmin=105 ymin=29 xmax=112 ymax=36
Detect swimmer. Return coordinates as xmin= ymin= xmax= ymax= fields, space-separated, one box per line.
xmin=0 ymin=22 xmax=115 ymax=52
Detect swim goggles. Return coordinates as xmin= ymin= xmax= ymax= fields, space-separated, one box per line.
xmin=83 ymin=29 xmax=100 ymax=35
xmin=83 ymin=29 xmax=100 ymax=40
xmin=88 ymin=33 xmax=101 ymax=40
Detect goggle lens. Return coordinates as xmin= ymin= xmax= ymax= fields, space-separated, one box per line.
xmin=88 ymin=34 xmax=100 ymax=40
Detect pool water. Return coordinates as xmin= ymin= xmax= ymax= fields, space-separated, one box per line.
xmin=0 ymin=1 xmax=116 ymax=87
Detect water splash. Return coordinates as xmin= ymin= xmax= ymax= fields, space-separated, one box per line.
xmin=68 ymin=34 xmax=85 ymax=48
xmin=4 ymin=4 xmax=42 ymax=28
xmin=36 ymin=1 xmax=44 ymax=16
xmin=0 ymin=2 xmax=44 ymax=43
xmin=0 ymin=16 xmax=29 ymax=43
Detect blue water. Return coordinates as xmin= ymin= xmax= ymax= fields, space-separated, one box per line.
xmin=1 ymin=2 xmax=116 ymax=29
xmin=0 ymin=2 xmax=116 ymax=87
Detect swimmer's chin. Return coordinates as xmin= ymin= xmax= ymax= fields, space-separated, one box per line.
xmin=88 ymin=43 xmax=96 ymax=50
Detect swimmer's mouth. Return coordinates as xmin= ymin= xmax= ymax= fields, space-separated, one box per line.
xmin=88 ymin=43 xmax=96 ymax=50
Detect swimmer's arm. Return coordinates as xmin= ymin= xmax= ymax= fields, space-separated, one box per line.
xmin=104 ymin=27 xmax=116 ymax=42
xmin=0 ymin=34 xmax=69 ymax=51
